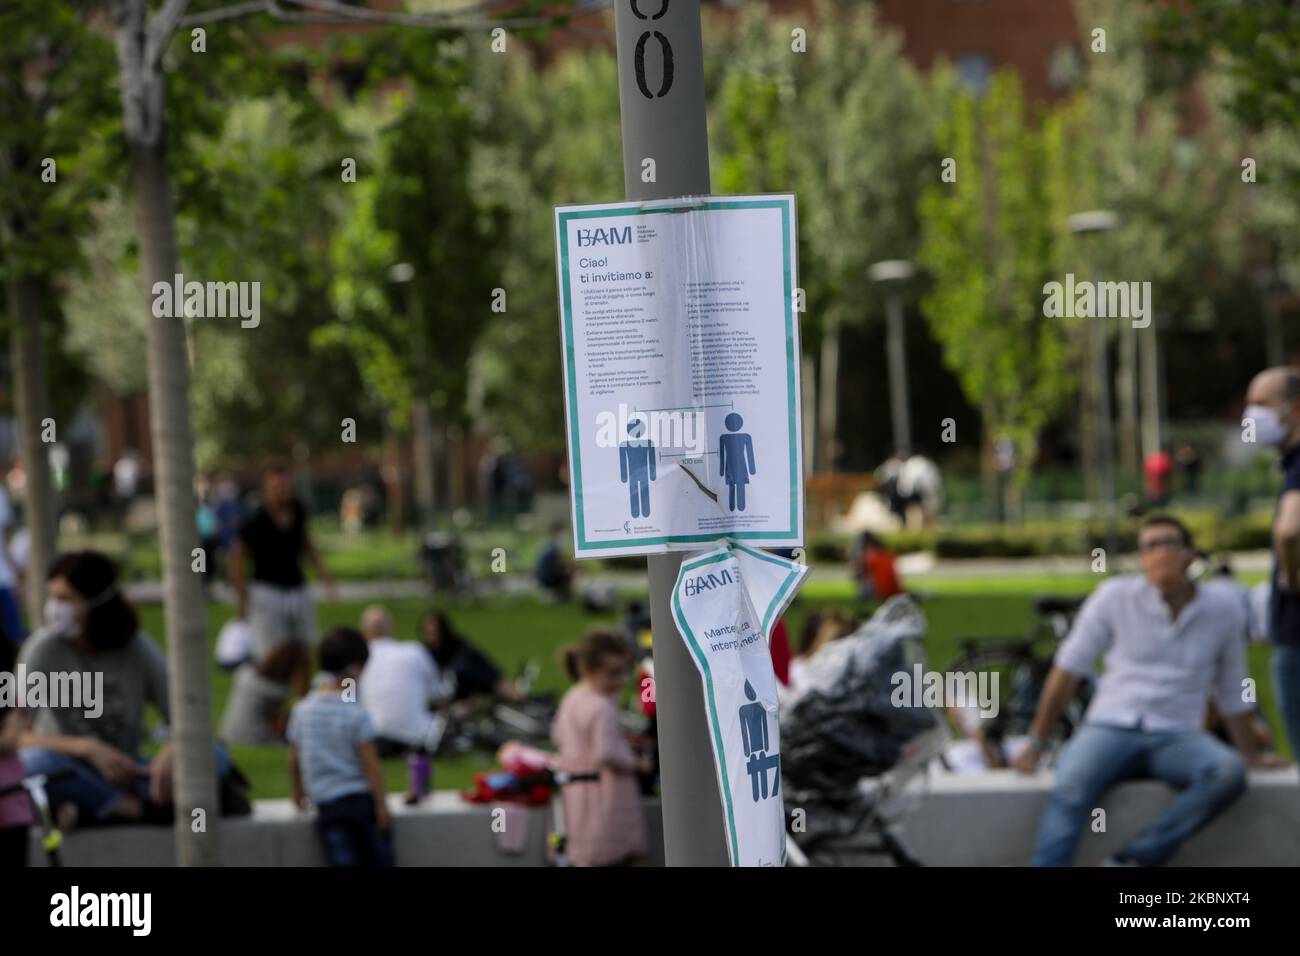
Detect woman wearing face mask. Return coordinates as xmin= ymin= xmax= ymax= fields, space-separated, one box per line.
xmin=16 ymin=551 xmax=236 ymax=825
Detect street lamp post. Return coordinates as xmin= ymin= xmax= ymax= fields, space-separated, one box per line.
xmin=869 ymin=260 xmax=916 ymax=456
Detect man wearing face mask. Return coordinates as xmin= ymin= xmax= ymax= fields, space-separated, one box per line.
xmin=17 ymin=551 xmax=246 ymax=825
xmin=1245 ymin=366 xmax=1300 ymax=758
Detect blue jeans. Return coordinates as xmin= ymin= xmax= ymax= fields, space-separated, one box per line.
xmin=315 ymin=791 xmax=394 ymax=867
xmin=1031 ymin=722 xmax=1246 ymax=866
xmin=20 ymin=744 xmax=232 ymax=822
xmin=1272 ymin=644 xmax=1300 ymax=761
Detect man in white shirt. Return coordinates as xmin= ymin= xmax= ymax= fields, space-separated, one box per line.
xmin=1015 ymin=515 xmax=1287 ymax=866
xmin=357 ymin=606 xmax=444 ymax=756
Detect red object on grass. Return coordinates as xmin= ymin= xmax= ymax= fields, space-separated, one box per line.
xmin=862 ymin=549 xmax=903 ymax=601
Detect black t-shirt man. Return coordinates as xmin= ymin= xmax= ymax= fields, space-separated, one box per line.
xmin=238 ymin=499 xmax=308 ymax=588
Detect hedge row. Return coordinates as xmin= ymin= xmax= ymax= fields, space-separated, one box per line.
xmin=806 ymin=512 xmax=1277 ymax=562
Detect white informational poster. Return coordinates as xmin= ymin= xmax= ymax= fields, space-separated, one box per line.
xmin=671 ymin=542 xmax=809 ymax=867
xmin=554 ymin=195 xmax=803 ymax=559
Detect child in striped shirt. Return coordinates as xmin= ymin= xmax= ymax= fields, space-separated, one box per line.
xmin=288 ymin=627 xmax=393 ymax=867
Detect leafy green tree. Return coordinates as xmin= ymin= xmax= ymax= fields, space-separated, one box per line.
xmin=178 ymin=94 xmax=377 ymax=468
xmin=466 ymin=47 xmax=624 ymax=454
xmin=0 ymin=0 xmax=117 ymax=620
xmin=918 ymin=72 xmax=1074 ymax=515
xmin=1052 ymin=0 xmax=1258 ymax=477
xmin=320 ymin=37 xmax=504 ymax=518
xmin=102 ymin=0 xmax=365 ymax=867
xmin=706 ymin=3 xmax=935 ymax=471
xmin=1147 ymin=0 xmax=1300 ymax=133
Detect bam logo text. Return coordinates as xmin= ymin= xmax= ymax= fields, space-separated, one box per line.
xmin=576 ymin=226 xmax=632 ymax=247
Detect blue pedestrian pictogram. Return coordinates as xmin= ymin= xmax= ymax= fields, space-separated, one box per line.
xmin=739 ymin=679 xmax=779 ymax=801
xmin=619 ymin=419 xmax=656 ymax=519
xmin=719 ymin=412 xmax=756 ymax=512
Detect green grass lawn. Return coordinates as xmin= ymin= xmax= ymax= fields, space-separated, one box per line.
xmin=136 ymin=595 xmax=622 ymax=799
xmin=132 ymin=570 xmax=1290 ymax=801
xmin=66 ymin=521 xmax=548 ymax=583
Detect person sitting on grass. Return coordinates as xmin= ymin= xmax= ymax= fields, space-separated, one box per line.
xmin=551 ymin=629 xmax=652 ymax=867
xmin=535 ymin=523 xmax=575 ymax=602
xmin=1014 ymin=516 xmax=1288 ymax=866
xmin=218 ymin=640 xmax=306 ymax=745
xmin=288 ymin=626 xmax=394 ymax=867
xmin=19 ymin=551 xmax=246 ymax=826
xmin=358 ymin=605 xmax=444 ymax=803
xmin=419 ymin=609 xmax=524 ymax=705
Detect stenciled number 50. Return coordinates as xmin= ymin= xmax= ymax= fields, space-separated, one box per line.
xmin=630 ymin=0 xmax=673 ymax=99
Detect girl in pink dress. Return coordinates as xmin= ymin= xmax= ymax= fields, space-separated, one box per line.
xmin=551 ymin=630 xmax=649 ymax=867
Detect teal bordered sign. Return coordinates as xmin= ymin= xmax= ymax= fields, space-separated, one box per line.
xmin=554 ymin=195 xmax=804 ymax=559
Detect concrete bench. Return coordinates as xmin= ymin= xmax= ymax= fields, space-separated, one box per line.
xmin=30 ymin=768 xmax=1298 ymax=866
xmin=899 ymin=767 xmax=1300 ymax=866
xmin=29 ymin=793 xmax=667 ymax=867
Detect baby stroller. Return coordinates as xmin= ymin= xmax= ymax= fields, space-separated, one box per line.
xmin=781 ymin=595 xmax=949 ymax=866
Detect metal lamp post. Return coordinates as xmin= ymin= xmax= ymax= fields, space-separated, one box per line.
xmin=869 ymin=259 xmax=916 ymax=457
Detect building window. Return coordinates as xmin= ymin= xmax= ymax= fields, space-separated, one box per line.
xmin=1048 ymin=44 xmax=1084 ymax=92
xmin=956 ymin=53 xmax=993 ymax=95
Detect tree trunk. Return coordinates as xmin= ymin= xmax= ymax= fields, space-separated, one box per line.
xmin=383 ymin=428 xmax=405 ymax=534
xmin=7 ymin=274 xmax=58 ymax=623
xmin=449 ymin=425 xmax=467 ymax=512
xmin=412 ymin=402 xmax=435 ymax=529
xmin=1118 ymin=319 xmax=1139 ymax=480
xmin=817 ymin=318 xmax=840 ymax=473
xmin=1079 ymin=334 xmax=1099 ymax=506
xmin=129 ymin=139 xmax=219 ymax=866
xmin=980 ymin=401 xmax=998 ymax=522
xmin=1139 ymin=315 xmax=1162 ymax=461
xmin=801 ymin=353 xmax=816 ymax=475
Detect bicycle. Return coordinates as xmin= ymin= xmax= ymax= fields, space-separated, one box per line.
xmin=942 ymin=594 xmax=1094 ymax=766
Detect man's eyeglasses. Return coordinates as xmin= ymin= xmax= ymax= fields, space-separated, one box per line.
xmin=1138 ymin=537 xmax=1187 ymax=553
